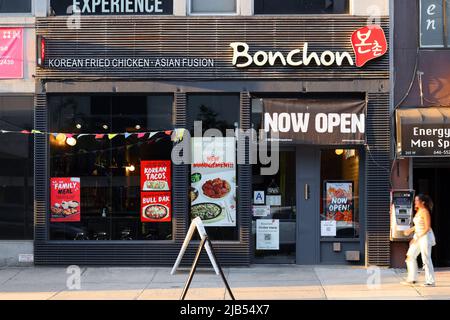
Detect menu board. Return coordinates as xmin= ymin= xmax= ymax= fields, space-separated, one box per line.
xmin=190 ymin=137 xmax=236 ymax=227
xmin=50 ymin=177 xmax=81 ymax=222
xmin=323 ymin=181 xmax=354 ymax=227
xmin=141 ymin=192 xmax=171 ymax=223
xmin=140 ymin=160 xmax=172 ymax=223
xmin=141 ymin=160 xmax=171 ymax=191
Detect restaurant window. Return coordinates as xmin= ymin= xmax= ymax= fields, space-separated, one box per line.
xmin=187 ymin=94 xmax=240 ymax=241
xmin=419 ymin=0 xmax=450 ymax=47
xmin=0 ymin=0 xmax=31 ymax=13
xmin=254 ymin=0 xmax=349 ymax=15
xmin=0 ymin=96 xmax=34 ymax=240
xmin=189 ymin=0 xmax=238 ymax=15
xmin=48 ymin=94 xmax=174 ymax=241
xmin=320 ymin=149 xmax=360 ymax=239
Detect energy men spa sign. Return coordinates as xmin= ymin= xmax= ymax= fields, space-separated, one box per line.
xmin=50 ymin=0 xmax=173 ymax=15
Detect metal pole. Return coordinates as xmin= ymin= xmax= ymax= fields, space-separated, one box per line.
xmin=207 ymin=238 xmax=235 ymax=300
xmin=180 ymin=236 xmax=207 ymax=300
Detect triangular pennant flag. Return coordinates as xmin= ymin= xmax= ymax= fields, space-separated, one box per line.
xmin=66 ymin=134 xmax=73 ymax=138
xmin=124 ymin=132 xmax=132 ymax=139
xmin=31 ymin=130 xmax=42 ymax=134
xmin=21 ymin=130 xmax=30 ymax=134
xmin=164 ymin=130 xmax=173 ymax=136
xmin=95 ymin=134 xmax=105 ymax=139
xmin=137 ymin=133 xmax=146 ymax=139
xmin=148 ymin=132 xmax=158 ymax=139
xmin=108 ymin=134 xmax=118 ymax=140
xmin=51 ymin=133 xmax=58 ymax=138
xmin=172 ymin=129 xmax=185 ymax=142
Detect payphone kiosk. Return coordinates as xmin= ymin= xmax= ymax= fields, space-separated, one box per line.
xmin=390 ymin=190 xmax=415 ymax=241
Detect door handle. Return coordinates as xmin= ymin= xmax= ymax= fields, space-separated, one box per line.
xmin=304 ymin=184 xmax=310 ymax=200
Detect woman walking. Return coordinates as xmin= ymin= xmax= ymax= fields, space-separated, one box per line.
xmin=401 ymin=194 xmax=436 ymax=287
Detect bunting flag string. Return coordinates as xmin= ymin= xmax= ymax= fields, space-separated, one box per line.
xmin=0 ymin=129 xmax=186 ymax=143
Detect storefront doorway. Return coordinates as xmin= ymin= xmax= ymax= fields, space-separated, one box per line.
xmin=413 ymin=162 xmax=450 ymax=267
xmin=252 ymin=146 xmax=362 ymax=264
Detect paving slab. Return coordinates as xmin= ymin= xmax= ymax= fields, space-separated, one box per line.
xmin=232 ymin=285 xmax=325 ymax=300
xmin=153 ymin=269 xmax=223 ymax=284
xmin=80 ymin=267 xmax=156 ymax=284
xmin=0 ymin=268 xmax=23 ymax=285
xmin=228 ymin=266 xmax=317 ymax=283
xmin=139 ymin=287 xmax=226 ymax=300
xmin=53 ymin=289 xmax=143 ymax=300
xmin=0 ymin=291 xmax=58 ymax=300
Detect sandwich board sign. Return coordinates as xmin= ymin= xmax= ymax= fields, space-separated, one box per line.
xmin=171 ymin=217 xmax=220 ymax=275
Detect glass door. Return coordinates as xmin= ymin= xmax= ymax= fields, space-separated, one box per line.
xmin=252 ymin=149 xmax=296 ymax=263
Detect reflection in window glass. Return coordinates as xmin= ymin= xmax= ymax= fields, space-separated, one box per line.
xmin=187 ymin=94 xmax=240 ymax=134
xmin=48 ymin=95 xmax=174 ymax=241
xmin=254 ymin=0 xmax=349 ymax=14
xmin=0 ymin=0 xmax=31 ymax=13
xmin=0 ymin=96 xmax=34 ymax=240
xmin=320 ymin=149 xmax=360 ymax=239
xmin=190 ymin=0 xmax=237 ymax=14
xmin=252 ymin=150 xmax=296 ymax=264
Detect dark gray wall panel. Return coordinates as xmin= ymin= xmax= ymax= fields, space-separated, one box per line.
xmin=36 ymin=16 xmax=389 ymax=81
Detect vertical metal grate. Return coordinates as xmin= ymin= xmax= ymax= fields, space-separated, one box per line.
xmin=238 ymin=92 xmax=252 ymax=262
xmin=34 ymin=93 xmax=48 ymax=243
xmin=366 ymin=92 xmax=391 ymax=266
xmin=173 ymin=91 xmax=188 ymax=242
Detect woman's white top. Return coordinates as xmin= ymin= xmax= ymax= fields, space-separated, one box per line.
xmin=413 ymin=212 xmax=426 ymax=236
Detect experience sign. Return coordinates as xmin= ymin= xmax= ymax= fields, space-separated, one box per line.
xmin=50 ymin=0 xmax=173 ymax=15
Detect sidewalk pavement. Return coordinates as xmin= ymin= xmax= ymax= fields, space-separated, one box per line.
xmin=0 ymin=265 xmax=449 ymax=300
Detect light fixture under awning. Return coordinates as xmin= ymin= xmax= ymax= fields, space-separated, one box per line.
xmin=396 ymin=107 xmax=450 ymax=157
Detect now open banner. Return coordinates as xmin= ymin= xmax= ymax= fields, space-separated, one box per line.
xmin=263 ymin=98 xmax=367 ymax=145
xmin=0 ymin=28 xmax=23 ymax=79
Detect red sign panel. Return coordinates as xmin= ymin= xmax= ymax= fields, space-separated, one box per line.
xmin=140 ymin=160 xmax=171 ymax=191
xmin=351 ymin=25 xmax=387 ymax=68
xmin=141 ymin=192 xmax=171 ymax=223
xmin=50 ymin=177 xmax=81 ymax=222
xmin=0 ymin=28 xmax=23 ymax=79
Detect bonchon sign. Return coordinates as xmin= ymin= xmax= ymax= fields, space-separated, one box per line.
xmin=231 ymin=25 xmax=387 ymax=68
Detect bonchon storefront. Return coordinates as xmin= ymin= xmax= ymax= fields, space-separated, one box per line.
xmin=34 ymin=14 xmax=390 ymax=266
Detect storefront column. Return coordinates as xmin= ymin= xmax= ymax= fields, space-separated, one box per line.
xmin=173 ymin=91 xmax=189 ymax=242
xmin=33 ymin=92 xmax=48 ymax=244
xmin=366 ymin=92 xmax=391 ymax=266
xmin=238 ymin=92 xmax=252 ymax=255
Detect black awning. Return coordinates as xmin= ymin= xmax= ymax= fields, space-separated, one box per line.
xmin=396 ymin=107 xmax=450 ymax=157
xmin=262 ymin=98 xmax=367 ymax=145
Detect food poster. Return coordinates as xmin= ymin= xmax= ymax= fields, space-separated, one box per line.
xmin=140 ymin=160 xmax=172 ymax=223
xmin=141 ymin=192 xmax=171 ymax=223
xmin=323 ymin=181 xmax=354 ymax=228
xmin=50 ymin=177 xmax=81 ymax=222
xmin=190 ymin=137 xmax=236 ymax=227
xmin=141 ymin=161 xmax=171 ymax=191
